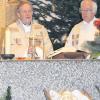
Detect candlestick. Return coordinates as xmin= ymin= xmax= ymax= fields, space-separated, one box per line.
xmin=5 ymin=30 xmax=11 ymax=54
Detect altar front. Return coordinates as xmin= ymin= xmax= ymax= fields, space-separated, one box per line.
xmin=0 ymin=60 xmax=100 ymax=100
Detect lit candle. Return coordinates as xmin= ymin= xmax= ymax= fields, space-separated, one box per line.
xmin=5 ymin=29 xmax=11 ymax=54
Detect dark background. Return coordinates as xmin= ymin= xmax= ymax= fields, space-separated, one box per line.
xmin=30 ymin=0 xmax=100 ymax=50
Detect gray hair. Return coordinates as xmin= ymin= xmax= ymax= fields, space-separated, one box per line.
xmin=16 ymin=1 xmax=33 ymax=13
xmin=80 ymin=0 xmax=97 ymax=14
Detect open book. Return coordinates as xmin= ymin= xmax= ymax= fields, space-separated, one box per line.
xmin=48 ymin=47 xmax=76 ymax=58
xmin=48 ymin=47 xmax=90 ymax=59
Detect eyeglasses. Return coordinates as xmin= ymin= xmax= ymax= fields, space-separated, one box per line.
xmin=20 ymin=10 xmax=33 ymax=14
xmin=79 ymin=8 xmax=93 ymax=13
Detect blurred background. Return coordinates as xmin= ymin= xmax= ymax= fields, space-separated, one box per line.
xmin=30 ymin=0 xmax=100 ymax=50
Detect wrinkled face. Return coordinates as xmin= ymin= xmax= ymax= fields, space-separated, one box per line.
xmin=81 ymin=2 xmax=95 ymax=23
xmin=17 ymin=4 xmax=33 ymax=25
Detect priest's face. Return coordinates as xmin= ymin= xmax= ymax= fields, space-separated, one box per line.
xmin=17 ymin=3 xmax=33 ymax=25
xmin=81 ymin=1 xmax=96 ymax=23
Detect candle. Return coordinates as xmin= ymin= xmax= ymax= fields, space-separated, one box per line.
xmin=5 ymin=29 xmax=11 ymax=54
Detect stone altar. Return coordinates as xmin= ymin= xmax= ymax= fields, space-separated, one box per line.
xmin=0 ymin=60 xmax=100 ymax=100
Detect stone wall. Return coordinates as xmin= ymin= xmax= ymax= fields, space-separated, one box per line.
xmin=0 ymin=1 xmax=18 ymax=53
